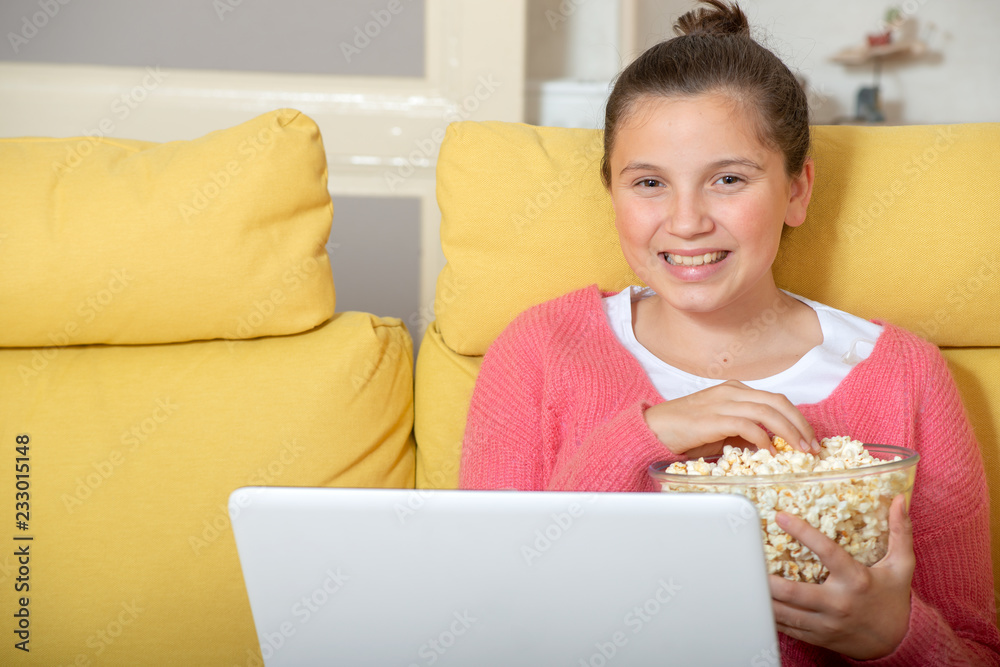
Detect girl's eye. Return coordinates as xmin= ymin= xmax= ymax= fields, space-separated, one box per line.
xmin=636 ymin=178 xmax=661 ymax=189
xmin=717 ymin=175 xmax=743 ymax=186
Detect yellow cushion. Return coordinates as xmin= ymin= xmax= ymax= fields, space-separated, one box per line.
xmin=414 ymin=321 xmax=480 ymax=489
xmin=0 ymin=109 xmax=335 ymax=347
xmin=775 ymin=125 xmax=1000 ymax=348
xmin=433 ymin=121 xmax=1000 ymax=355
xmin=435 ymin=122 xmax=635 ymax=357
xmin=0 ymin=312 xmax=414 ymax=664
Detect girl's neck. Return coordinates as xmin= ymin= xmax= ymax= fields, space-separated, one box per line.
xmin=631 ymin=284 xmax=822 ymax=381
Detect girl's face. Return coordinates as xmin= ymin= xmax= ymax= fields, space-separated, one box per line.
xmin=608 ymin=93 xmax=813 ymax=319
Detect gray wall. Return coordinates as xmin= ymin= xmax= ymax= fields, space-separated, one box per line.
xmin=328 ymin=196 xmax=420 ymax=325
xmin=1 ymin=0 xmax=425 ymax=77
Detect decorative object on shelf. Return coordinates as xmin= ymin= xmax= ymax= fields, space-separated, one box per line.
xmin=830 ymin=6 xmax=930 ymax=123
xmin=867 ymin=6 xmax=903 ymax=46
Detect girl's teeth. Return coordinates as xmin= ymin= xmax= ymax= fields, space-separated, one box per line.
xmin=665 ymin=251 xmax=727 ymax=266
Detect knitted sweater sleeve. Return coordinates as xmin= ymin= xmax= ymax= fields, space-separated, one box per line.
xmin=459 ymin=307 xmax=552 ymax=491
xmin=459 ymin=291 xmax=676 ymax=492
xmin=844 ymin=331 xmax=1000 ymax=666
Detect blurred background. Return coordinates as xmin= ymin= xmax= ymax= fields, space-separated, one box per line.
xmin=2 ymin=0 xmax=996 ymax=354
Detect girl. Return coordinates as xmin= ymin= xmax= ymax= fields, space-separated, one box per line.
xmin=460 ymin=1 xmax=1000 ymax=664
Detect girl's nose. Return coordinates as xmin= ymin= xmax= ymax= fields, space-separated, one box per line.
xmin=665 ymin=191 xmax=713 ymax=238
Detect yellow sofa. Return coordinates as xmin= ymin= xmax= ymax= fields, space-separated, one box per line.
xmin=3 ymin=111 xmax=997 ymax=664
xmin=0 ymin=110 xmax=415 ymax=665
xmin=415 ymin=121 xmax=1000 ymax=608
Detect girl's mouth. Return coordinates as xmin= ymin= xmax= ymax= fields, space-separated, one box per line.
xmin=663 ymin=250 xmax=729 ymax=266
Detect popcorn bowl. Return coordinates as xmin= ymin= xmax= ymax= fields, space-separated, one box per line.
xmin=649 ymin=441 xmax=918 ymax=583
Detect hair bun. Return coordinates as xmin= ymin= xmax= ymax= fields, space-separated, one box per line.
xmin=674 ymin=0 xmax=750 ymax=37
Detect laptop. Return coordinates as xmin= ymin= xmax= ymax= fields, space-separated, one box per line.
xmin=229 ymin=487 xmax=779 ymax=667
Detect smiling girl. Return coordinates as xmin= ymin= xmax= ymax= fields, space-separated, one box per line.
xmin=459 ymin=1 xmax=999 ymax=663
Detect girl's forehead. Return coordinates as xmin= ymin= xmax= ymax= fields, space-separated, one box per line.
xmin=613 ymin=92 xmax=787 ymax=167
xmin=621 ymin=92 xmax=755 ymax=135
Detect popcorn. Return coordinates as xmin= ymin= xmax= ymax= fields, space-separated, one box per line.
xmin=657 ymin=436 xmax=912 ymax=583
xmin=771 ymin=436 xmax=793 ymax=453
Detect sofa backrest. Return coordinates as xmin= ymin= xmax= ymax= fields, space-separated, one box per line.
xmin=414 ymin=120 xmax=1000 ymax=596
xmin=0 ymin=110 xmax=416 ymax=665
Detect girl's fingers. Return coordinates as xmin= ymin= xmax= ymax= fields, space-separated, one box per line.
xmin=771 ymin=597 xmax=819 ymax=637
xmin=768 ymin=572 xmax=803 ymax=606
xmin=646 ymin=380 xmax=817 ymax=457
xmin=876 ymin=495 xmax=915 ymax=573
xmin=717 ymin=381 xmax=817 ymax=452
xmin=775 ymin=511 xmax=857 ymax=580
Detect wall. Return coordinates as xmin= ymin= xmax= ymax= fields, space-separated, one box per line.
xmin=528 ymin=0 xmax=1000 ymax=126
xmin=0 ymin=0 xmax=425 ymax=77
xmin=735 ymin=0 xmax=999 ymax=124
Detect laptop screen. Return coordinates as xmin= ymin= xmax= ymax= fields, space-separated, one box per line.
xmin=230 ymin=487 xmax=778 ymax=666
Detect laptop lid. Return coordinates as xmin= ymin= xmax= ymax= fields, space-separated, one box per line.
xmin=229 ymin=487 xmax=779 ymax=667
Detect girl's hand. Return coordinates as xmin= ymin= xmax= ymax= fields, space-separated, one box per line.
xmin=643 ymin=380 xmax=819 ymax=458
xmin=768 ymin=495 xmax=914 ymax=659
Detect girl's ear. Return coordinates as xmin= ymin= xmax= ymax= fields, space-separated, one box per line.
xmin=784 ymin=157 xmax=815 ymax=228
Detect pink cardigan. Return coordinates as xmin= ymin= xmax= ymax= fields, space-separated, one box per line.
xmin=461 ymin=286 xmax=1000 ymax=666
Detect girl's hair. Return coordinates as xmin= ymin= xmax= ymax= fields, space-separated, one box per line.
xmin=600 ymin=0 xmax=810 ymax=186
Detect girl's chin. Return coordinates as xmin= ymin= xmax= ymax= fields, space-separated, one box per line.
xmin=647 ymin=283 xmax=753 ymax=317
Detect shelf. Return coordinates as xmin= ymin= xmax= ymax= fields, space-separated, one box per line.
xmin=830 ymin=39 xmax=927 ymax=66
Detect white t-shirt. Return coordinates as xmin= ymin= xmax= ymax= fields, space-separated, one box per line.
xmin=602 ymin=286 xmax=883 ymax=406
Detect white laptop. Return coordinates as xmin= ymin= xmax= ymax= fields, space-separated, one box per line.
xmin=229 ymin=487 xmax=779 ymax=667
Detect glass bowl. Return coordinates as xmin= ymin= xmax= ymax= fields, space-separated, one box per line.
xmin=649 ymin=443 xmax=918 ymax=583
